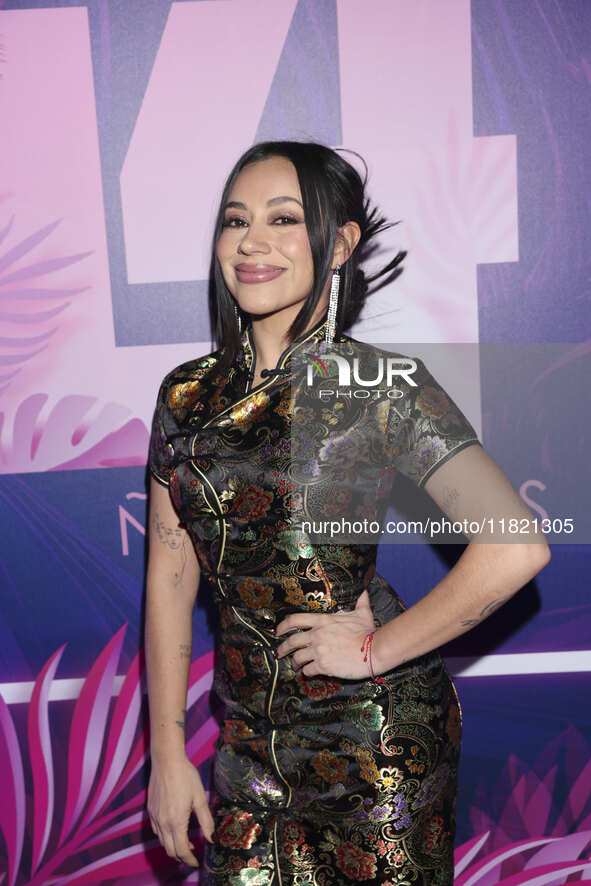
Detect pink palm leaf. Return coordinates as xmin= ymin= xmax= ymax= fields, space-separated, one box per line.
xmin=0 ymin=625 xmax=217 ymax=886
xmin=0 ymin=691 xmax=26 ymax=886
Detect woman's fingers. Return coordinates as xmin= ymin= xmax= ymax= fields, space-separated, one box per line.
xmin=194 ymin=794 xmax=216 ymax=843
xmin=290 ymin=645 xmax=315 ymax=670
xmin=169 ymin=824 xmax=200 ymax=867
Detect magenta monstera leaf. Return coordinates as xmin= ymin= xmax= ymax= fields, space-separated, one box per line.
xmin=0 ymin=391 xmax=150 ymax=472
xmin=0 ymin=627 xmax=217 ymax=886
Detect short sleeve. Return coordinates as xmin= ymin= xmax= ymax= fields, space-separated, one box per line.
xmin=148 ymin=375 xmax=179 ymax=487
xmin=387 ymin=357 xmax=481 ymax=488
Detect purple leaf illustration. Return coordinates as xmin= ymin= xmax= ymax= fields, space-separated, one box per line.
xmin=58 ymin=626 xmax=126 ymax=846
xmin=0 ymin=252 xmax=93 ymax=286
xmin=0 ymin=219 xmax=62 ymax=275
xmin=0 ymin=215 xmax=92 ymax=393
xmin=0 ymin=216 xmax=15 ymax=247
xmin=27 ymin=644 xmax=66 ymax=874
xmin=0 ymin=692 xmax=25 ymax=886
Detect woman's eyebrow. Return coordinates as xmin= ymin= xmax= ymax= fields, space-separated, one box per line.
xmin=224 ymin=196 xmax=303 ymax=210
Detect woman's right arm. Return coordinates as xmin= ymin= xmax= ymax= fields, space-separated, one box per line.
xmin=145 ymin=476 xmax=215 ymax=867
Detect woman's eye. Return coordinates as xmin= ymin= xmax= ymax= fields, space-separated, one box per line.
xmin=221 ymin=214 xmax=300 ymax=229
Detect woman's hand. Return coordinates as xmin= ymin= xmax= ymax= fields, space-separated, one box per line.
xmin=275 ymin=589 xmax=378 ymax=680
xmin=148 ymin=756 xmax=215 ymax=867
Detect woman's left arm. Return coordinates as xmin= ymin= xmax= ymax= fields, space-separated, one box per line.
xmin=372 ymin=443 xmax=551 ymax=674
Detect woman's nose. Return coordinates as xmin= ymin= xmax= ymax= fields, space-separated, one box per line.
xmin=237 ymin=221 xmax=271 ymax=254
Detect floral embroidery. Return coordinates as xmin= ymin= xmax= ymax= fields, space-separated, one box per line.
xmin=236 ymin=578 xmax=274 ymax=608
xmin=390 ymin=792 xmax=412 ymax=830
xmin=413 ymin=764 xmax=451 ymax=810
xmin=223 ymin=719 xmax=255 ymax=742
xmin=344 ymin=700 xmax=385 ymax=732
xmin=424 ymin=813 xmax=447 ymax=851
xmin=224 ymin=645 xmax=246 ymax=681
xmin=228 ymin=866 xmax=272 ymax=885
xmin=229 ymin=390 xmax=271 ymax=428
xmin=217 ymin=811 xmax=261 ymax=849
xmin=274 ymin=390 xmax=294 ymax=418
xmin=352 ymin=745 xmax=381 ymax=784
xmin=335 ymin=841 xmax=377 ymax=880
xmin=231 ymin=484 xmax=274 ymax=523
xmin=282 ymin=821 xmax=307 ymax=856
xmin=405 ymin=744 xmax=426 ymax=775
xmin=273 ymin=529 xmax=315 ymax=560
xmin=416 ymin=385 xmax=450 ymax=419
xmin=295 ymin=672 xmax=343 ymax=699
xmin=376 ymin=766 xmax=404 ymax=792
xmin=281 ymin=575 xmax=307 ymax=607
xmin=311 ymin=749 xmax=349 ymax=783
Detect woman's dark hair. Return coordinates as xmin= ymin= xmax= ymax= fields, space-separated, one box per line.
xmin=208 ymin=140 xmax=406 ymax=371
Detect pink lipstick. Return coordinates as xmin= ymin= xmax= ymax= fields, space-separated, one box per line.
xmin=235 ymin=264 xmax=286 ymax=284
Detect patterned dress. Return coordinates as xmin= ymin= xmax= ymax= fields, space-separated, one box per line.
xmin=148 ymin=316 xmax=481 ymax=885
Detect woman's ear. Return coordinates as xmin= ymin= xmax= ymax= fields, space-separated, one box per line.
xmin=333 ymin=221 xmax=362 ymax=266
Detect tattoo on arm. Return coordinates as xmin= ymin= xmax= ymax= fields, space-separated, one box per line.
xmin=179 ymin=643 xmax=191 ymax=661
xmin=153 ymin=511 xmax=190 ymax=587
xmin=460 ymin=596 xmax=510 ymax=627
xmin=171 ymin=534 xmax=189 ymax=588
xmin=153 ymin=511 xmax=184 ymax=550
xmin=175 ymin=708 xmax=187 ymax=731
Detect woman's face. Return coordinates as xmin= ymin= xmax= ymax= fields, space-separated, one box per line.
xmin=216 ymin=155 xmax=318 ymax=319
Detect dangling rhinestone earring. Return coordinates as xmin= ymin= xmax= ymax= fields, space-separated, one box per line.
xmin=325 ymin=264 xmax=341 ymax=347
xmin=234 ymin=303 xmax=242 ymax=333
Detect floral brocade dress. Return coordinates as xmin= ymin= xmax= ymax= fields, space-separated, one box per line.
xmin=148 ymin=316 xmax=481 ymax=886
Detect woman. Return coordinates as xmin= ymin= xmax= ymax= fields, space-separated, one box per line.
xmin=145 ymin=140 xmax=550 ymax=885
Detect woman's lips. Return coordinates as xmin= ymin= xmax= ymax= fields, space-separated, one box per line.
xmin=235 ymin=264 xmax=286 ymax=283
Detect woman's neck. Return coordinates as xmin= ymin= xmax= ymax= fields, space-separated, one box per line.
xmin=249 ymin=300 xmax=328 ymax=378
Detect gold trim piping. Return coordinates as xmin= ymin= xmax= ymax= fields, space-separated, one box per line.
xmin=270 ymin=728 xmax=293 ymax=807
xmin=272 ymin=818 xmax=283 ymax=885
xmin=200 ymin=321 xmax=326 ymax=429
xmin=231 ymin=606 xmax=272 ymax=677
xmin=187 ymin=455 xmax=228 ymax=572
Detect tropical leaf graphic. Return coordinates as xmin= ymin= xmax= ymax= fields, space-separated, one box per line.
xmin=0 ymin=627 xmax=217 ymax=885
xmin=470 ymin=726 xmax=591 ymax=848
xmin=0 ymin=216 xmax=92 ymax=397
xmin=0 ymin=392 xmax=150 ymax=473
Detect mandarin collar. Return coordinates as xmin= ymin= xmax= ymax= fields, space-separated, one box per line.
xmin=237 ymin=314 xmax=329 ymax=375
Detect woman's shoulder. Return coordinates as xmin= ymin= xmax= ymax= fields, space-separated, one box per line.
xmin=335 ymin=333 xmax=427 ymax=381
xmin=157 ymin=345 xmax=225 ymax=391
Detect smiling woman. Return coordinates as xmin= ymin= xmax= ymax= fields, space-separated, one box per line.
xmin=216 ymin=155 xmax=341 ymax=383
xmin=144 ymin=140 xmax=550 ymax=885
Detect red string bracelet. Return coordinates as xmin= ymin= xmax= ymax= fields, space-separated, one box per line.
xmin=360 ymin=631 xmax=384 ymax=684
